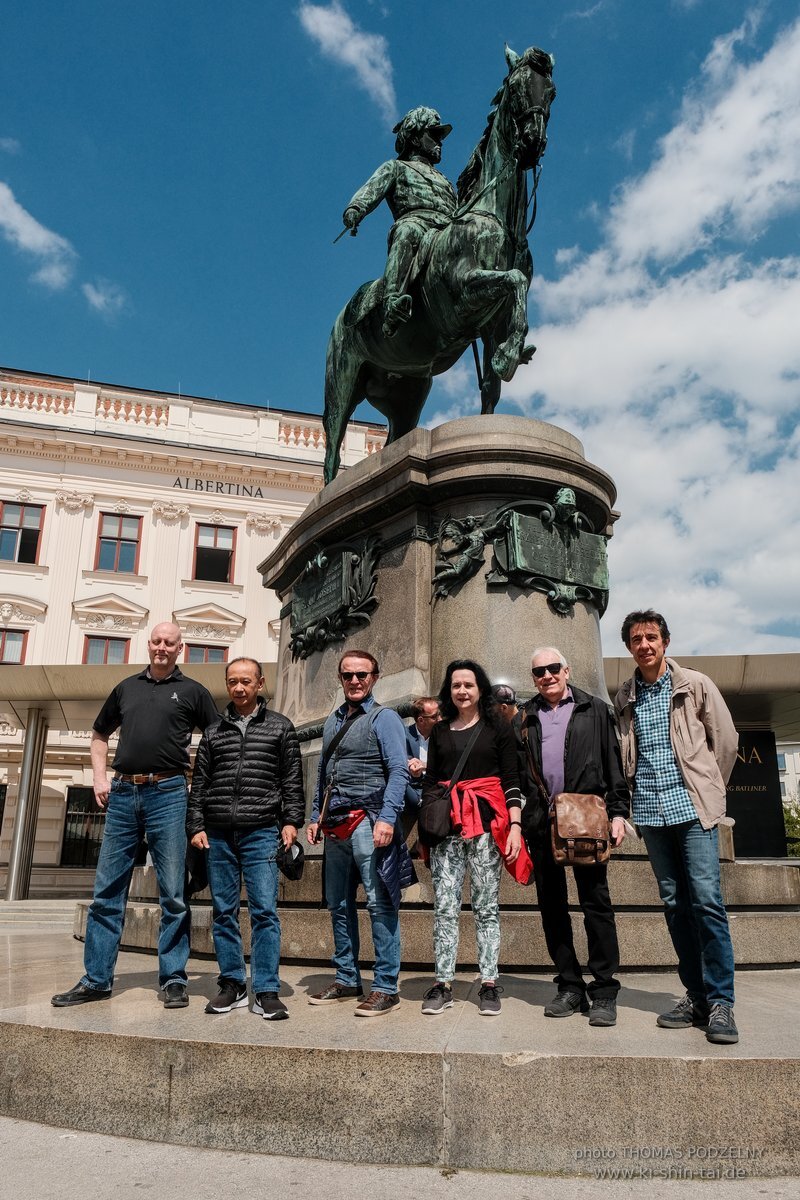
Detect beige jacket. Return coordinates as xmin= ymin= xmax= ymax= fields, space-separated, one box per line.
xmin=614 ymin=658 xmax=739 ymax=830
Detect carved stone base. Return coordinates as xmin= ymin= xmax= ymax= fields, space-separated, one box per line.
xmin=258 ymin=416 xmax=618 ymax=728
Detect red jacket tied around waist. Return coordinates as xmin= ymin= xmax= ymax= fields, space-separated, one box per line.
xmin=449 ymin=776 xmax=534 ymax=885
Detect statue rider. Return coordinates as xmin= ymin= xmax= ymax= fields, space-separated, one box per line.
xmin=342 ymin=107 xmax=456 ymax=338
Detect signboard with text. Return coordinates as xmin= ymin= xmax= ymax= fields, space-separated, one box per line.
xmin=726 ymin=730 xmax=787 ymax=857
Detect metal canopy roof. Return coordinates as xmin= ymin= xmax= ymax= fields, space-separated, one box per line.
xmin=604 ymin=654 xmax=800 ymax=741
xmin=0 ymin=656 xmax=796 ymax=737
xmin=0 ymin=662 xmax=277 ymax=731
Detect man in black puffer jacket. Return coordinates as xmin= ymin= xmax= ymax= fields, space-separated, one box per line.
xmin=187 ymin=657 xmax=304 ymax=1020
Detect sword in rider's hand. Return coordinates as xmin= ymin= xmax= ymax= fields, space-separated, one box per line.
xmin=333 ymin=226 xmax=358 ymax=244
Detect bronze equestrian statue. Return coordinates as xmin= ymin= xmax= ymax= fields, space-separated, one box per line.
xmin=323 ymin=45 xmax=556 ymax=484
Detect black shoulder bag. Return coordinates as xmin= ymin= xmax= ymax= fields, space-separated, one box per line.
xmin=418 ymin=722 xmax=482 ymax=847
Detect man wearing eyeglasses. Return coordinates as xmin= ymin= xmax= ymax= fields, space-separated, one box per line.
xmin=306 ymin=649 xmax=409 ymax=1016
xmin=403 ymin=696 xmax=441 ymax=837
xmin=515 ymin=647 xmax=630 ymax=1026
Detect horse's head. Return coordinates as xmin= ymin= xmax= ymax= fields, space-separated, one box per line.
xmin=501 ymin=45 xmax=556 ymax=170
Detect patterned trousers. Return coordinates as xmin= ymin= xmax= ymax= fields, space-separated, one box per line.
xmin=429 ymin=832 xmax=502 ymax=982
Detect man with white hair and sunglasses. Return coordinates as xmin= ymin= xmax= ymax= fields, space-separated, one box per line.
xmin=515 ymin=647 xmax=629 ymax=1026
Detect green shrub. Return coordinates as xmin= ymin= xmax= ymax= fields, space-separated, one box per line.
xmin=783 ymin=791 xmax=800 ymax=858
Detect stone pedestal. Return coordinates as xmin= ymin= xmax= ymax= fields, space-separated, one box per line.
xmin=258 ymin=416 xmax=618 ymax=730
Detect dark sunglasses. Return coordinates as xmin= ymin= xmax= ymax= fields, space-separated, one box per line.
xmin=532 ymin=663 xmax=563 ymax=679
xmin=339 ymin=670 xmax=373 ymax=681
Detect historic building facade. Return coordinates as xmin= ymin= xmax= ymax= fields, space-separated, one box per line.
xmin=0 ymin=367 xmax=384 ymax=871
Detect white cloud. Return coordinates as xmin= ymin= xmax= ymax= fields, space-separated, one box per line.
xmin=82 ymin=278 xmax=126 ymax=317
xmin=423 ymin=16 xmax=800 ymax=655
xmin=607 ymin=14 xmax=800 ymax=265
xmin=298 ymin=1 xmax=396 ymax=124
xmin=0 ymin=181 xmax=77 ymax=288
xmin=0 ymin=137 xmax=20 ymax=154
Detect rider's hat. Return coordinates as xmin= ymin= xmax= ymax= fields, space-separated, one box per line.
xmin=393 ymin=106 xmax=452 ymax=156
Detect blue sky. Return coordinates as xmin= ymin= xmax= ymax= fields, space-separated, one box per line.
xmin=2 ymin=2 xmax=799 ymax=656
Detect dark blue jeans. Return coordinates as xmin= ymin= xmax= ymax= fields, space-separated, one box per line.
xmin=324 ymin=816 xmax=400 ymax=995
xmin=641 ymin=820 xmax=735 ymax=1006
xmin=206 ymin=826 xmax=281 ymax=994
xmin=81 ymin=775 xmax=189 ymax=991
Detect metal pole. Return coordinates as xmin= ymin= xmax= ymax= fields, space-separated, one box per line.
xmin=19 ymin=716 xmax=48 ymax=891
xmin=5 ymin=708 xmax=42 ymax=900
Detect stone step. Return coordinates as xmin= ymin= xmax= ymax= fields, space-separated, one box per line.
xmin=0 ymin=900 xmax=77 ymax=926
xmin=125 ymin=858 xmax=800 ymax=910
xmin=2 ymin=941 xmax=798 ymax=1178
xmin=74 ymin=900 xmax=800 ymax=969
xmin=0 ymin=868 xmax=97 ymax=901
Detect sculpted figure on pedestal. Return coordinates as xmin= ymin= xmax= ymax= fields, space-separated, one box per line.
xmin=324 ymin=45 xmax=556 ymax=483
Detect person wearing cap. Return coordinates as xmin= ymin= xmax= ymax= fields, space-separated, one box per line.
xmin=342 ymin=106 xmax=457 ymax=337
xmin=51 ymin=622 xmax=218 ymax=1010
xmin=515 ymin=647 xmax=629 ymax=1026
xmin=186 ymin=657 xmax=304 ymax=1021
xmin=492 ymin=684 xmax=519 ymax=724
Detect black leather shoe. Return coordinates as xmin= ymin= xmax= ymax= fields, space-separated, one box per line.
xmin=162 ymin=982 xmax=189 ymax=1009
xmin=51 ymin=982 xmax=111 ymax=1008
xmin=543 ymin=990 xmax=589 ymax=1017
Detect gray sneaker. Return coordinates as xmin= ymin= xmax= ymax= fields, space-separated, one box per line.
xmin=705 ymin=1003 xmax=738 ymax=1044
xmin=657 ymin=992 xmax=710 ymax=1029
xmin=478 ymin=983 xmax=503 ymax=1016
xmin=421 ymin=982 xmax=454 ymax=1015
xmin=588 ymin=996 xmax=617 ymax=1026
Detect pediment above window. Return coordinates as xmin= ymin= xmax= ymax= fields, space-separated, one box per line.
xmin=72 ymin=593 xmax=149 ymax=632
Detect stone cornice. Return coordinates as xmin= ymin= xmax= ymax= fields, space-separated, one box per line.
xmin=0 ymin=428 xmax=325 ymax=494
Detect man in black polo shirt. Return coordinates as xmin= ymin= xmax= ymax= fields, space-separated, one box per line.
xmin=52 ymin=622 xmax=218 ymax=1009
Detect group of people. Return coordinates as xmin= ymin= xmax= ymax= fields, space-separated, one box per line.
xmin=51 ymin=609 xmax=741 ymax=1046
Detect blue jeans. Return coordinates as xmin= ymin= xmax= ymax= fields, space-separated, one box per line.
xmin=641 ymin=820 xmax=735 ymax=1006
xmin=324 ymin=815 xmax=400 ymax=994
xmin=81 ymin=776 xmax=189 ymax=991
xmin=206 ymin=826 xmax=281 ymax=993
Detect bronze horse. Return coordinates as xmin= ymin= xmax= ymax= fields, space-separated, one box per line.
xmin=322 ymin=45 xmax=556 ymax=484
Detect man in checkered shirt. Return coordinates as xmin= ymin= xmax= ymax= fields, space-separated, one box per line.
xmin=615 ymin=609 xmax=740 ymax=1045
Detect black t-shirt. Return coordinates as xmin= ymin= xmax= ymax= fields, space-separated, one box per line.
xmin=93 ymin=667 xmax=219 ymax=775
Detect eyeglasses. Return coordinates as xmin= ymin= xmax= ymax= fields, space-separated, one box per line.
xmin=339 ymin=671 xmax=373 ymax=681
xmin=532 ymin=663 xmax=563 ymax=679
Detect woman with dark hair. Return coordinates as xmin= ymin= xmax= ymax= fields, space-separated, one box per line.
xmin=420 ymin=659 xmax=525 ymax=1016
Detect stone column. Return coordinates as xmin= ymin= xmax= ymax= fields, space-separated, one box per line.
xmin=5 ymin=708 xmax=49 ymax=900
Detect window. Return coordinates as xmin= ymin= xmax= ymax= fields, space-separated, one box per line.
xmin=83 ymin=636 xmax=130 ymax=665
xmin=0 ymin=629 xmax=26 ymax=663
xmin=777 ymin=753 xmax=786 ymax=771
xmin=0 ymin=502 xmax=43 ymax=564
xmin=95 ymin=513 xmax=141 ymax=573
xmin=185 ymin=644 xmax=228 ymax=664
xmin=194 ymin=524 xmax=235 ymax=583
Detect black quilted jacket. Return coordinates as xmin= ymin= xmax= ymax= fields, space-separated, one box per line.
xmin=186 ymin=698 xmax=305 ymax=834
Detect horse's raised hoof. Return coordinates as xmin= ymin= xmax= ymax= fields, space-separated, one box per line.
xmin=520 ymin=343 xmax=537 ymax=364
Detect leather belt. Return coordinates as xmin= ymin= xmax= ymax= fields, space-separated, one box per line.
xmin=114 ymin=772 xmax=184 ymax=785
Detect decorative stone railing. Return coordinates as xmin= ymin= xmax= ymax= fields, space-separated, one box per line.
xmin=96 ymin=396 xmax=169 ymax=426
xmin=0 ymin=386 xmax=74 ymax=415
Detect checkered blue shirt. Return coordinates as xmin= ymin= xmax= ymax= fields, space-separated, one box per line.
xmin=632 ymin=668 xmax=696 ymax=826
